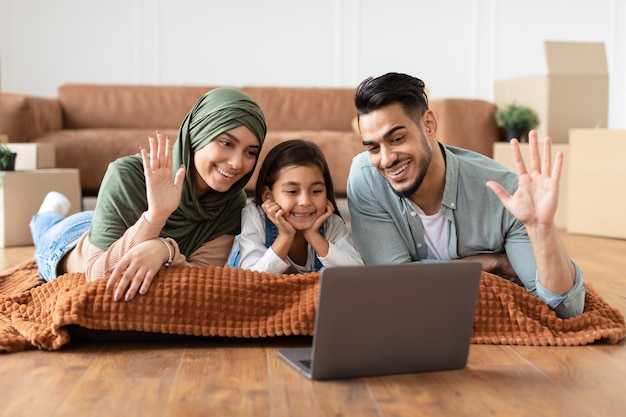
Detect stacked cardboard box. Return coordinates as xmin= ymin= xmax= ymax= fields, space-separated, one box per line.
xmin=0 ymin=143 xmax=81 ymax=247
xmin=494 ymin=41 xmax=608 ymax=144
xmin=5 ymin=143 xmax=56 ymax=170
xmin=567 ymin=129 xmax=626 ymax=239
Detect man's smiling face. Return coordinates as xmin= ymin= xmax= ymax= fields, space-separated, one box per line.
xmin=358 ymin=102 xmax=434 ymax=198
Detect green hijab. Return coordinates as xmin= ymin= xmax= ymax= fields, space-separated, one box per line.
xmin=89 ymin=88 xmax=267 ymax=256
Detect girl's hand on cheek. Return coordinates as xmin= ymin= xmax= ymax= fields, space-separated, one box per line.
xmin=306 ymin=200 xmax=334 ymax=236
xmin=262 ymin=199 xmax=295 ymax=236
xmin=317 ymin=200 xmax=334 ymax=226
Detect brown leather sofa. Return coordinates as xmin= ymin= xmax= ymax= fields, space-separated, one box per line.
xmin=0 ymin=84 xmax=499 ymax=196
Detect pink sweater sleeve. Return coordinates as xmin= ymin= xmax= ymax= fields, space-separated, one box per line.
xmin=79 ymin=212 xmax=186 ymax=281
xmin=65 ymin=213 xmax=235 ymax=281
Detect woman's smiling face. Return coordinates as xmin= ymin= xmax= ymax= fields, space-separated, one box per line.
xmin=192 ymin=125 xmax=261 ymax=195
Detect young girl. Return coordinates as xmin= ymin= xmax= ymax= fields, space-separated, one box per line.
xmin=232 ymin=139 xmax=362 ymax=274
xmin=30 ymin=87 xmax=267 ymax=302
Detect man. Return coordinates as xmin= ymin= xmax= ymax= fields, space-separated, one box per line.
xmin=346 ymin=72 xmax=585 ymax=318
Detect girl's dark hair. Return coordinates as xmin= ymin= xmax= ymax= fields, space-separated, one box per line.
xmin=354 ymin=72 xmax=429 ymax=125
xmin=254 ymin=139 xmax=340 ymax=215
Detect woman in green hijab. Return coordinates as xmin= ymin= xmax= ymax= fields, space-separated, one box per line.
xmin=30 ymin=88 xmax=267 ymax=302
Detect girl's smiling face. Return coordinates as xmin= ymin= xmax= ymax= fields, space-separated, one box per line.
xmin=263 ymin=164 xmax=328 ymax=230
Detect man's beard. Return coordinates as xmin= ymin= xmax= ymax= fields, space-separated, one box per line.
xmin=391 ymin=130 xmax=432 ymax=198
xmin=394 ymin=167 xmax=428 ymax=198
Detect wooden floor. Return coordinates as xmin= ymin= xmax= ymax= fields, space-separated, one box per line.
xmin=1 ymin=232 xmax=625 ymax=417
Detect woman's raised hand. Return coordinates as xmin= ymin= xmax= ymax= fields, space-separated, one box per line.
xmin=142 ymin=132 xmax=186 ymax=225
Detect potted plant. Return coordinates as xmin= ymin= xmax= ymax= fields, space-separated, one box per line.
xmin=0 ymin=144 xmax=17 ymax=171
xmin=495 ymin=103 xmax=540 ymax=142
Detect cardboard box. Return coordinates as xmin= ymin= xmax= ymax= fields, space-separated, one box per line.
xmin=567 ymin=129 xmax=626 ymax=239
xmin=5 ymin=143 xmax=56 ymax=170
xmin=494 ymin=41 xmax=608 ymax=143
xmin=0 ymin=169 xmax=81 ymax=247
xmin=493 ymin=142 xmax=569 ymax=229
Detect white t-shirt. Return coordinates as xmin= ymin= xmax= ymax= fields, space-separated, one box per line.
xmin=412 ymin=202 xmax=451 ymax=260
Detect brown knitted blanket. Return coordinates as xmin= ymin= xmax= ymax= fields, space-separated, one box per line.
xmin=1 ymin=259 xmax=624 ymax=352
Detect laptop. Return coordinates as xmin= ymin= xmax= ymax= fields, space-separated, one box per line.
xmin=278 ymin=262 xmax=482 ymax=380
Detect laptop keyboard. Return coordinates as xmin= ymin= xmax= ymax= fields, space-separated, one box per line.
xmin=299 ymin=359 xmax=312 ymax=369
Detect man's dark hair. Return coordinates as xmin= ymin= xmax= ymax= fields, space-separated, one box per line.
xmin=354 ymin=72 xmax=429 ymax=124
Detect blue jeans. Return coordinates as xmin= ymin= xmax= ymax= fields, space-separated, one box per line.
xmin=29 ymin=210 xmax=94 ymax=282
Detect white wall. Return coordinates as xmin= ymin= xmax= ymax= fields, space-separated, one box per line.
xmin=1 ymin=0 xmax=624 ymax=129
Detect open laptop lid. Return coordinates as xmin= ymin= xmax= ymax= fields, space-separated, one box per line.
xmin=278 ymin=262 xmax=482 ymax=380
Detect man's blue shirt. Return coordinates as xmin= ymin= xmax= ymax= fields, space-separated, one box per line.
xmin=347 ymin=144 xmax=585 ymax=318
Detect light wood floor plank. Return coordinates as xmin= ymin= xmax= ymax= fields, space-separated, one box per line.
xmin=366 ymin=368 xmax=488 ymax=417
xmin=163 ymin=340 xmax=271 ymax=417
xmin=458 ymin=345 xmax=597 ymax=417
xmin=0 ymin=343 xmax=103 ymax=417
xmin=514 ymin=345 xmax=626 ymax=417
xmin=267 ymin=345 xmax=381 ymax=417
xmin=49 ymin=342 xmax=185 ymax=417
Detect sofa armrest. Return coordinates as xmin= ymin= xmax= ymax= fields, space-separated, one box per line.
xmin=429 ymin=98 xmax=499 ymax=158
xmin=0 ymin=93 xmax=63 ymax=142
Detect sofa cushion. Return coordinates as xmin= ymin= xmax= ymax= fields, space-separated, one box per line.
xmin=0 ymin=93 xmax=63 ymax=141
xmin=429 ymin=98 xmax=499 ymax=157
xmin=242 ymin=87 xmax=356 ymax=131
xmin=58 ymin=84 xmax=216 ymax=129
xmin=58 ymin=84 xmax=359 ymax=133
